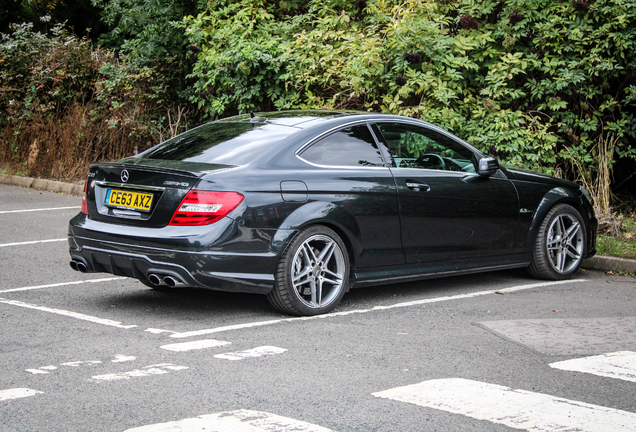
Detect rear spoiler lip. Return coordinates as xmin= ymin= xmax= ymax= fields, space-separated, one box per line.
xmin=89 ymin=159 xmax=237 ymax=178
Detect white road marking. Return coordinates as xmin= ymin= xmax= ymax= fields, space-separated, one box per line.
xmin=160 ymin=339 xmax=231 ymax=352
xmin=60 ymin=360 xmax=102 ymax=367
xmin=214 ymin=346 xmax=287 ymax=361
xmin=0 ymin=388 xmax=43 ymax=401
xmin=550 ymin=351 xmax=636 ymax=383
xmin=373 ymin=378 xmax=636 ymax=432
xmin=112 ymin=354 xmax=136 ymax=363
xmin=145 ymin=328 xmax=176 ymax=335
xmin=0 ymin=238 xmax=66 ymax=248
xmin=124 ymin=409 xmax=335 ymax=432
xmin=26 ymin=355 xmax=136 ymax=375
xmin=0 ymin=277 xmax=125 ymax=294
xmin=89 ymin=364 xmax=188 ymax=382
xmin=170 ymin=279 xmax=587 ymax=338
xmin=0 ymin=297 xmax=137 ymax=329
xmin=25 ymin=369 xmax=50 ymax=375
xmin=0 ymin=206 xmax=79 ymax=214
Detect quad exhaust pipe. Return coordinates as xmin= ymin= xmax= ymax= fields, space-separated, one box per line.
xmin=69 ymin=262 xmax=187 ymax=287
xmin=147 ymin=273 xmax=188 ymax=288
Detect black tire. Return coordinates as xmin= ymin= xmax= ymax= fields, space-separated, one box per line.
xmin=267 ymin=225 xmax=350 ymax=316
xmin=528 ymin=203 xmax=587 ymax=280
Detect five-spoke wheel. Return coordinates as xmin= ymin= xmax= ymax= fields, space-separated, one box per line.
xmin=267 ymin=225 xmax=349 ymax=316
xmin=529 ymin=204 xmax=586 ymax=280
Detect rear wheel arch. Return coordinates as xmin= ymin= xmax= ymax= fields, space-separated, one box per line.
xmin=277 ymin=201 xmax=363 ymax=265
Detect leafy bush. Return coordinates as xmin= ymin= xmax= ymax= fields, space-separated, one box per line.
xmin=186 ymin=0 xmax=636 ymax=187
xmin=0 ymin=22 xmax=163 ymax=179
xmin=2 ymin=0 xmax=635 ymax=196
xmin=0 ymin=22 xmax=103 ymax=123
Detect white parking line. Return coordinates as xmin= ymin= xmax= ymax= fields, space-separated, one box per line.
xmin=169 ymin=279 xmax=587 ymax=339
xmin=160 ymin=339 xmax=231 ymax=352
xmin=373 ymin=378 xmax=636 ymax=432
xmin=124 ymin=409 xmax=335 ymax=432
xmin=214 ymin=346 xmax=287 ymax=361
xmin=550 ymin=351 xmax=636 ymax=383
xmin=0 ymin=238 xmax=67 ymax=248
xmin=0 ymin=277 xmax=125 ymax=294
xmin=0 ymin=297 xmax=137 ymax=329
xmin=0 ymin=388 xmax=43 ymax=401
xmin=89 ymin=364 xmax=188 ymax=382
xmin=0 ymin=206 xmax=79 ymax=214
xmin=26 ymin=355 xmax=136 ymax=375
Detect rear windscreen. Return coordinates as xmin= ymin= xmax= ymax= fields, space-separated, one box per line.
xmin=139 ymin=122 xmax=297 ymax=165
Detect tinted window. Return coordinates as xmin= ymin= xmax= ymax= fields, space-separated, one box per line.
xmin=377 ymin=123 xmax=477 ymax=173
xmin=300 ymin=125 xmax=385 ymax=167
xmin=139 ymin=122 xmax=296 ymax=165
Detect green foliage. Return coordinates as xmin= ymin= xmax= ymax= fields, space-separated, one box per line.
xmin=0 ymin=22 xmax=105 ymax=124
xmin=185 ymin=0 xmax=636 ymax=182
xmin=2 ymin=0 xmax=635 ymax=188
xmin=91 ymin=0 xmax=202 ymax=107
xmin=0 ymin=22 xmax=166 ymax=178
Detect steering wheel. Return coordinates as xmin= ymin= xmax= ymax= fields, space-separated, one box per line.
xmin=416 ymin=153 xmax=446 ymax=170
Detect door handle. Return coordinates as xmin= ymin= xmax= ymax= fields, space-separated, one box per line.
xmin=406 ymin=181 xmax=430 ymax=192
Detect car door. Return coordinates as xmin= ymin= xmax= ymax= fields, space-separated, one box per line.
xmin=297 ymin=122 xmax=404 ymax=268
xmin=372 ymin=122 xmax=519 ymax=265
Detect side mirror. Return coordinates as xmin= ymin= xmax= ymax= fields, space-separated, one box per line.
xmin=478 ymin=157 xmax=499 ymax=177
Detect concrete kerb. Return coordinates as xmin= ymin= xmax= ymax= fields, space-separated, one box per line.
xmin=0 ymin=173 xmax=84 ymax=196
xmin=0 ymin=173 xmax=634 ymax=274
xmin=582 ymin=255 xmax=636 ymax=274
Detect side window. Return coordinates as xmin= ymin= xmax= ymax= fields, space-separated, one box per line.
xmin=300 ymin=125 xmax=386 ymax=168
xmin=376 ymin=123 xmax=476 ymax=173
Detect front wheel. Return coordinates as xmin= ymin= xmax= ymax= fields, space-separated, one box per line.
xmin=528 ymin=203 xmax=587 ymax=280
xmin=267 ymin=225 xmax=350 ymax=316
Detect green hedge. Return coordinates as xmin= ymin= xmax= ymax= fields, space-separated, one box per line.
xmin=2 ymin=0 xmax=635 ymax=185
xmin=186 ymin=0 xmax=636 ymax=178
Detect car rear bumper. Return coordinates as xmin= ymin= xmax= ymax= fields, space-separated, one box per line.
xmin=68 ymin=214 xmax=295 ymax=294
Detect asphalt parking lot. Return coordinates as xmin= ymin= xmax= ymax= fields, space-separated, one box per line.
xmin=1 ymin=183 xmax=635 ymax=432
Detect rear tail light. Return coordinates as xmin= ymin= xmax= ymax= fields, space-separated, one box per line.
xmin=169 ymin=191 xmax=244 ymax=226
xmin=81 ymin=180 xmax=88 ymax=215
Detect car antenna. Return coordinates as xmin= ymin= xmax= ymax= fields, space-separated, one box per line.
xmin=250 ymin=112 xmax=263 ymax=125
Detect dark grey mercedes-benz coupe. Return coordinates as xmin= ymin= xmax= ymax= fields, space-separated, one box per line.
xmin=68 ymin=110 xmax=597 ymax=316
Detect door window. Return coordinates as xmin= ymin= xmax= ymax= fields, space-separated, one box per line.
xmin=376 ymin=123 xmax=477 ymax=173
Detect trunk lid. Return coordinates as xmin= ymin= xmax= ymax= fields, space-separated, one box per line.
xmin=85 ymin=159 xmax=234 ymax=228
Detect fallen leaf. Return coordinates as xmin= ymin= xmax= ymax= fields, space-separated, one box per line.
xmin=551 ymin=309 xmax=560 ymax=312
xmin=626 ymin=233 xmax=633 ymax=239
xmin=495 ymin=291 xmax=505 ymax=295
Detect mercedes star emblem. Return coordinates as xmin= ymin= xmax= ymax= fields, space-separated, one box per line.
xmin=120 ymin=169 xmax=130 ymax=183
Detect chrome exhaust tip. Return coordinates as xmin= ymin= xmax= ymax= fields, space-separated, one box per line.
xmin=163 ymin=276 xmax=190 ymax=288
xmin=70 ymin=260 xmax=88 ymax=273
xmin=147 ymin=274 xmax=164 ymax=286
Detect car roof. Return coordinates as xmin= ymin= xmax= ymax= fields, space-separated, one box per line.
xmin=217 ymin=110 xmax=358 ymax=128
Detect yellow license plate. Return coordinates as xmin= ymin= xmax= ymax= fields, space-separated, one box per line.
xmin=105 ymin=189 xmax=153 ymax=212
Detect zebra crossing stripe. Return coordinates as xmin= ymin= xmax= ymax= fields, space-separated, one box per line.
xmin=550 ymin=351 xmax=636 ymax=383
xmin=0 ymin=388 xmax=43 ymax=401
xmin=124 ymin=409 xmax=334 ymax=432
xmin=372 ymin=378 xmax=636 ymax=432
